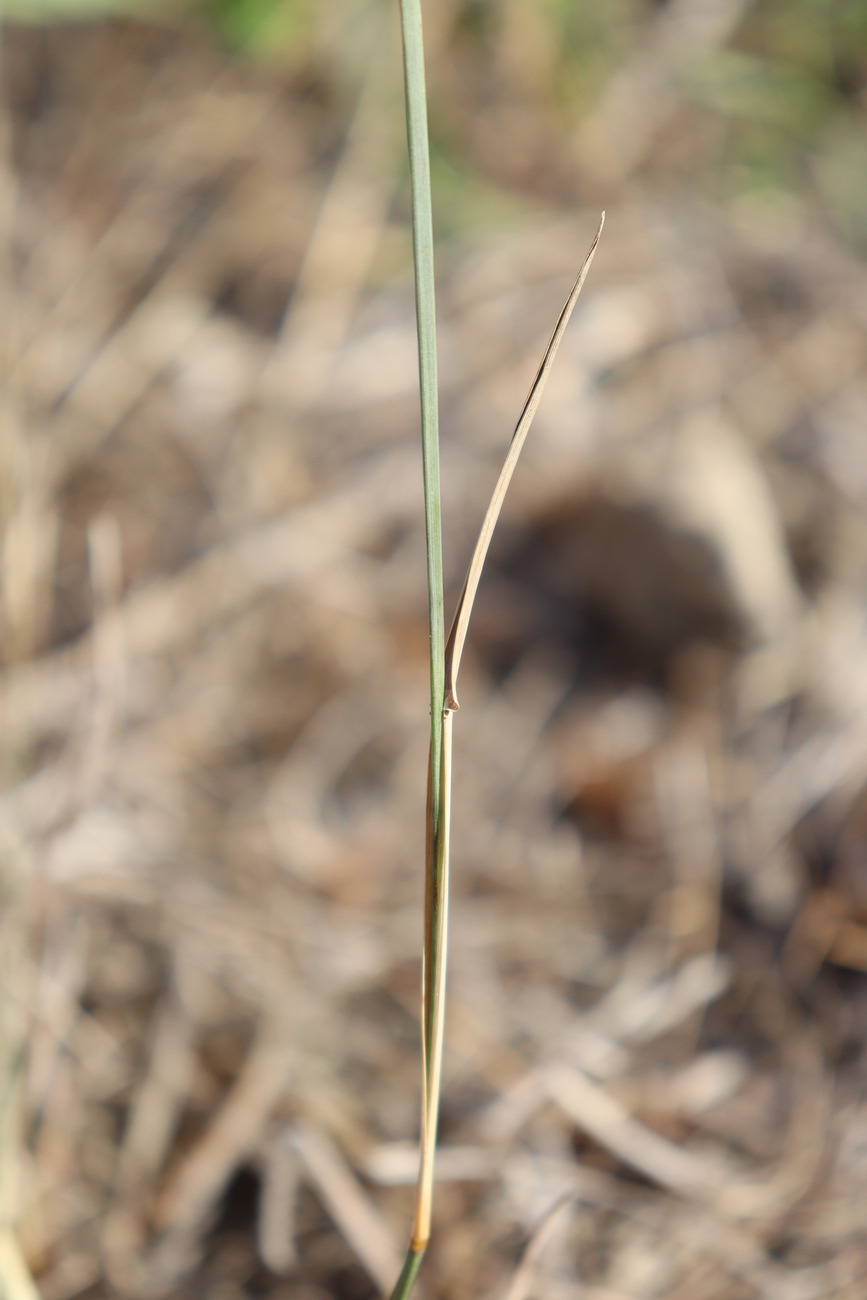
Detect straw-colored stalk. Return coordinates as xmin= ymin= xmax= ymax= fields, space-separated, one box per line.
xmin=395 ymin=6 xmax=603 ymax=1296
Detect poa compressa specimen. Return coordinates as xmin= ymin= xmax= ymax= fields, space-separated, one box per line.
xmin=393 ymin=2 xmax=603 ymax=1293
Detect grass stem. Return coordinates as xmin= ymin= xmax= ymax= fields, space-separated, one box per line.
xmin=393 ymin=8 xmax=602 ymax=1299
xmin=391 ymin=2 xmax=445 ymax=1292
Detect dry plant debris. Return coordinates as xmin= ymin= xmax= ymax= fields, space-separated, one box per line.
xmin=3 ymin=12 xmax=867 ymax=1300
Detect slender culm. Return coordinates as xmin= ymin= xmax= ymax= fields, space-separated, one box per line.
xmin=392 ymin=8 xmax=602 ymax=1298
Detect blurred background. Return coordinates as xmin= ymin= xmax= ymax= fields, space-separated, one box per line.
xmin=3 ymin=1 xmax=867 ymax=1296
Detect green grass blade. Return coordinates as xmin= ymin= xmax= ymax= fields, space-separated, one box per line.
xmin=399 ymin=0 xmax=444 ymax=797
